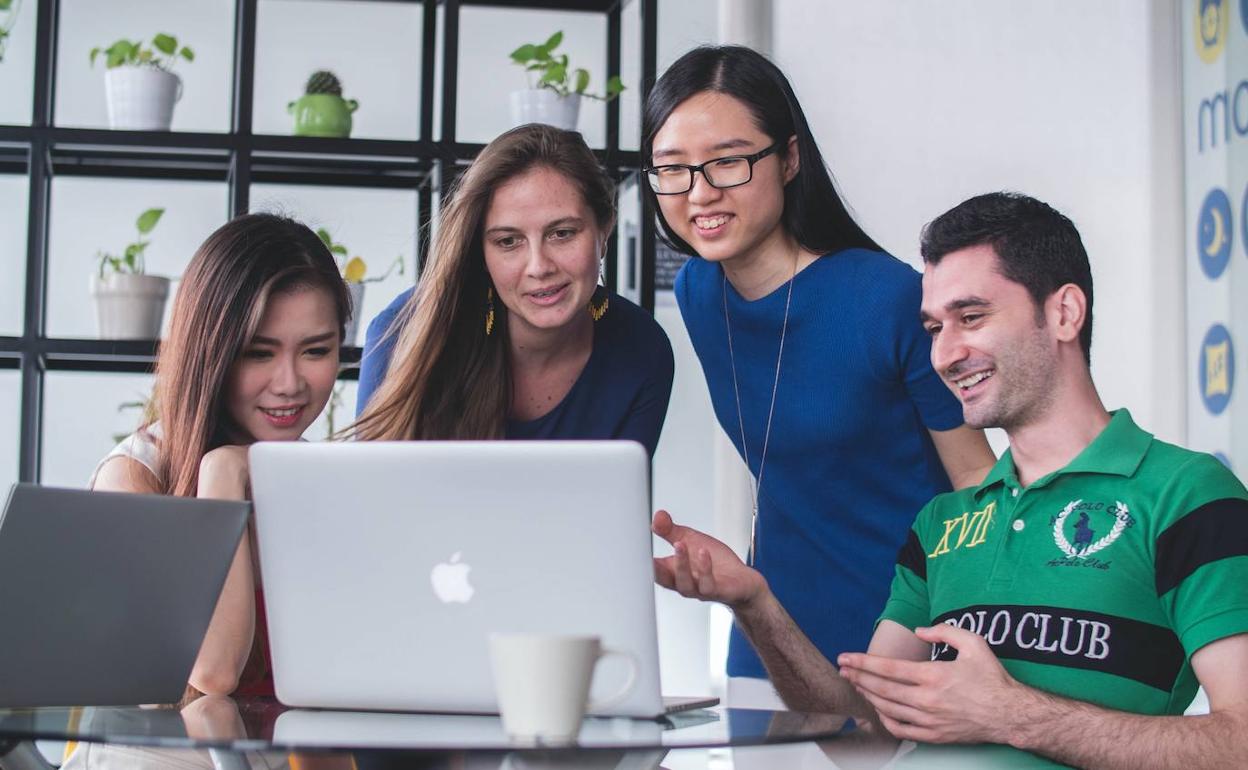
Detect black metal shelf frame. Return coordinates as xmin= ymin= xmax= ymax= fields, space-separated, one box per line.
xmin=9 ymin=0 xmax=660 ymax=482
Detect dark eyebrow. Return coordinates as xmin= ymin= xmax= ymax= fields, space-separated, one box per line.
xmin=484 ymin=217 xmax=585 ymax=237
xmin=946 ymin=296 xmax=992 ymax=312
xmin=651 ymin=138 xmax=757 ymax=162
xmin=920 ymin=297 xmax=992 ymax=325
xmin=251 ymin=331 xmax=337 ymax=346
xmin=483 ymin=225 xmax=521 ymax=237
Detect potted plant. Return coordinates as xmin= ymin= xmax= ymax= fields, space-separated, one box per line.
xmin=90 ymin=33 xmax=194 ymax=131
xmin=0 ymin=0 xmax=21 ymax=63
xmin=90 ymin=208 xmax=172 ymax=340
xmin=289 ymin=71 xmax=359 ymax=138
xmin=316 ymin=227 xmax=405 ymax=346
xmin=508 ymin=31 xmax=625 ymax=131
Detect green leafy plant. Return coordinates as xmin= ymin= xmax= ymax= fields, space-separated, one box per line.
xmin=323 ymin=382 xmax=346 ymax=440
xmin=97 ymin=208 xmax=164 ymax=277
xmin=90 ymin=33 xmax=194 ymax=71
xmin=305 ymin=70 xmax=343 ymax=96
xmin=316 ymin=227 xmax=405 ymax=284
xmin=509 ymin=31 xmax=624 ymax=101
xmin=112 ymin=392 xmax=152 ymax=444
xmin=0 ymin=0 xmax=21 ymax=63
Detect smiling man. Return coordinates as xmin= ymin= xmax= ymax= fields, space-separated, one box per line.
xmin=654 ymin=192 xmax=1248 ymax=767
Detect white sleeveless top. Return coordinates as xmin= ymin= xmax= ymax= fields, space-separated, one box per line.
xmin=87 ymin=422 xmax=164 ymax=489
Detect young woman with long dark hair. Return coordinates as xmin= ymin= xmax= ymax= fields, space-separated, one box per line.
xmin=353 ymin=124 xmax=673 ymax=454
xmin=90 ymin=213 xmax=351 ymax=697
xmin=642 ymin=46 xmax=996 ymax=705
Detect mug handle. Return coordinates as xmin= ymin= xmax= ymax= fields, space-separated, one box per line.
xmin=174 ymin=75 xmax=184 ymax=103
xmin=586 ymin=647 xmax=639 ymax=713
xmin=346 ymin=99 xmax=359 ymax=113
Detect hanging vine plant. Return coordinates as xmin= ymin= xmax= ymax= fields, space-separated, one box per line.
xmin=0 ymin=0 xmax=22 ymax=63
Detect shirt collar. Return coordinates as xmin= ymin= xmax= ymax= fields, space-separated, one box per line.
xmin=974 ymin=409 xmax=1152 ymax=497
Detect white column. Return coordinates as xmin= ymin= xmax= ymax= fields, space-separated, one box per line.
xmin=718 ymin=0 xmax=773 ymax=54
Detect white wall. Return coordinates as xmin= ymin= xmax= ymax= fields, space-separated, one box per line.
xmin=0 ymin=174 xmax=27 ymax=336
xmin=772 ymin=0 xmax=1186 ymax=446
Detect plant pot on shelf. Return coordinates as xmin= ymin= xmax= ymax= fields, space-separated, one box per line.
xmin=90 ymin=273 xmax=171 ymax=340
xmin=344 ymin=281 xmax=365 ymax=347
xmin=105 ymin=67 xmax=182 ymax=131
xmin=509 ymin=89 xmax=580 ymax=131
xmin=289 ymin=94 xmax=358 ymax=138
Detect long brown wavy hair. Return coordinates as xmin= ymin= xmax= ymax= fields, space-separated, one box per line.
xmin=351 ymin=124 xmax=615 ymax=441
xmin=143 ymin=213 xmax=351 ymax=498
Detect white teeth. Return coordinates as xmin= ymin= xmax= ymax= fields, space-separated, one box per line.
xmin=263 ymin=407 xmax=298 ymax=417
xmin=956 ymin=370 xmax=994 ymax=389
xmin=695 ymin=215 xmax=729 ymax=229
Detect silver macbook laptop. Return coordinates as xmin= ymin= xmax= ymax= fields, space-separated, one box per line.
xmin=249 ymin=441 xmax=716 ymax=718
xmin=0 ymin=484 xmax=250 ymax=707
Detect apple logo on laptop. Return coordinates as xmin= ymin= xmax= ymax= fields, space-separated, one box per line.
xmin=431 ymin=551 xmax=474 ymax=603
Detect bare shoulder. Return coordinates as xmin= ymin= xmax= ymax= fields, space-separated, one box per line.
xmin=92 ymin=455 xmax=163 ymax=495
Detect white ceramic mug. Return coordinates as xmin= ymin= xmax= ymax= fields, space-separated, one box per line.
xmin=488 ymin=632 xmax=638 ymax=746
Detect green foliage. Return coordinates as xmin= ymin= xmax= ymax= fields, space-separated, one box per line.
xmin=112 ymin=393 xmax=152 ymax=444
xmin=305 ymin=70 xmax=344 ymax=96
xmin=90 ymin=33 xmax=194 ymax=71
xmin=96 ymin=208 xmax=164 ymax=277
xmin=509 ymin=30 xmax=625 ymax=101
xmin=0 ymin=0 xmax=20 ymax=63
xmin=316 ymin=227 xmax=406 ymax=284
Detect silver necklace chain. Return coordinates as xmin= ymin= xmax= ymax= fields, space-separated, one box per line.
xmin=723 ymin=260 xmax=796 ymax=567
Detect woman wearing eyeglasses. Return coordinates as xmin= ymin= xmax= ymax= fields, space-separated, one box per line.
xmin=642 ymin=46 xmax=996 ymax=708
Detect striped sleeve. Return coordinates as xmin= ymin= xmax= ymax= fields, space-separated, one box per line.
xmin=877 ymin=501 xmax=935 ymax=632
xmin=1155 ymin=455 xmax=1248 ymax=656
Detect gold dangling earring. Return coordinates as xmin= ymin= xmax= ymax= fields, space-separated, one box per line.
xmin=485 ymin=287 xmax=496 ymax=336
xmin=587 ymin=285 xmax=609 ymax=322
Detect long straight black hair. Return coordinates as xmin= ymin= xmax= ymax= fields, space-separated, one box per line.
xmin=642 ymin=45 xmax=881 ymax=257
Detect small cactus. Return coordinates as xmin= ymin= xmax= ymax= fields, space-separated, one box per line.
xmin=305 ymin=70 xmax=343 ymax=96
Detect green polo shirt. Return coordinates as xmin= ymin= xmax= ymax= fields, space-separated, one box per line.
xmin=879 ymin=410 xmax=1248 ymax=715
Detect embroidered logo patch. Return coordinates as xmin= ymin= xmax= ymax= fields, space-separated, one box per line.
xmin=1047 ymin=500 xmax=1132 ymax=569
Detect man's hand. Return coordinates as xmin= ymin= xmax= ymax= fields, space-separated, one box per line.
xmin=837 ymin=623 xmax=1027 ymax=745
xmin=652 ymin=509 xmax=768 ymax=610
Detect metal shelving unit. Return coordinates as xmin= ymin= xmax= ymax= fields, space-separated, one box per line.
xmin=4 ymin=0 xmax=659 ymax=482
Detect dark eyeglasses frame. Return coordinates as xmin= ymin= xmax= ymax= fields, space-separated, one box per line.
xmin=644 ymin=143 xmax=782 ymax=195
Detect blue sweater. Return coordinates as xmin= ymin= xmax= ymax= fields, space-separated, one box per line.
xmin=356 ymin=288 xmax=675 ymax=457
xmin=676 ymin=249 xmax=965 ymax=678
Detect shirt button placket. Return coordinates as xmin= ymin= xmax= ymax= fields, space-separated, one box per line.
xmin=989 ymin=485 xmax=1023 ymax=588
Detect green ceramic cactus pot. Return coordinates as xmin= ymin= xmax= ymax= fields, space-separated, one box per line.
xmin=288 ymin=94 xmax=358 ymax=138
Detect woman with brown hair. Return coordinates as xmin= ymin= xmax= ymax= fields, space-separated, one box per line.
xmin=353 ymin=124 xmax=674 ymax=455
xmin=89 ymin=212 xmax=351 ymax=697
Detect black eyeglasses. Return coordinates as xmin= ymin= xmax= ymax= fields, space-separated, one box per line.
xmin=644 ymin=143 xmax=781 ymax=195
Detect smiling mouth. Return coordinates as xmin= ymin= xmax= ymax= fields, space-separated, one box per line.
xmin=529 ymin=284 xmax=567 ymax=299
xmin=693 ymin=214 xmax=730 ymax=230
xmin=260 ymin=406 xmax=304 ymax=419
xmin=954 ymin=370 xmax=995 ymax=390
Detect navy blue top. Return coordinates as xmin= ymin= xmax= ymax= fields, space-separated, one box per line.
xmin=356 ymin=288 xmax=675 ymax=457
xmin=675 ymin=249 xmax=965 ymax=678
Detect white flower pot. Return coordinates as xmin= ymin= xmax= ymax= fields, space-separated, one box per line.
xmin=90 ymin=273 xmax=171 ymax=340
xmin=344 ymin=281 xmax=365 ymax=347
xmin=509 ymin=89 xmax=581 ymax=131
xmin=104 ymin=67 xmax=182 ymax=131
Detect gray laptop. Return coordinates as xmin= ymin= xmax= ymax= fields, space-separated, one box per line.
xmin=0 ymin=484 xmax=250 ymax=707
xmin=249 ymin=441 xmax=717 ymax=718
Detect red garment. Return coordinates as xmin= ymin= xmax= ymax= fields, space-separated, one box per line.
xmin=232 ymin=588 xmax=275 ymax=697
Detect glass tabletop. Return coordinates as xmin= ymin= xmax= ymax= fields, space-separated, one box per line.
xmin=0 ymin=696 xmax=855 ymax=754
